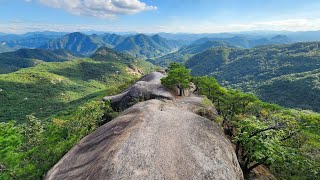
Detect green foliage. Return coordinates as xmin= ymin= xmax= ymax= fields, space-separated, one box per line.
xmin=0 ymin=121 xmax=24 ymax=179
xmin=193 ymin=73 xmax=319 ymax=179
xmin=161 ymin=63 xmax=191 ymax=96
xmin=0 ymin=100 xmax=118 ymax=179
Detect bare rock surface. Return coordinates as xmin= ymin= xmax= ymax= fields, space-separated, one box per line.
xmin=103 ymin=72 xmax=174 ymax=110
xmin=46 ymin=72 xmax=243 ymax=180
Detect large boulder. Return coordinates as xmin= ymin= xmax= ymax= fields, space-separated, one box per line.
xmin=103 ymin=72 xmax=174 ymax=110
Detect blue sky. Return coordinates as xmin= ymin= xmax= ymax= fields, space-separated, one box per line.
xmin=1 ymin=0 xmax=320 ymax=34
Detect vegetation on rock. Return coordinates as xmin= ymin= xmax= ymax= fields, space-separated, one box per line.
xmin=163 ymin=63 xmax=320 ymax=179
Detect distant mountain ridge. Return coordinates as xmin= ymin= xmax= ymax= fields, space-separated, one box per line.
xmin=40 ymin=32 xmax=184 ymax=58
xmin=0 ymin=32 xmax=66 ymax=49
xmin=192 ymin=35 xmax=292 ymax=48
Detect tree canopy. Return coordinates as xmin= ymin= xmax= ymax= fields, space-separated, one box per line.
xmin=161 ymin=63 xmax=191 ymax=96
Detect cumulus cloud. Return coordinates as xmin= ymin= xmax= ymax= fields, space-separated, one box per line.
xmin=37 ymin=0 xmax=157 ymax=18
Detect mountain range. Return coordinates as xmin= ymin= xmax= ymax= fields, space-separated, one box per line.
xmin=192 ymin=35 xmax=291 ymax=48
xmin=40 ymin=32 xmax=184 ymax=58
xmin=149 ymin=35 xmax=291 ymax=67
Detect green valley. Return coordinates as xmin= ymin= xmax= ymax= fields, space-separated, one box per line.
xmin=0 ymin=47 xmax=154 ymax=122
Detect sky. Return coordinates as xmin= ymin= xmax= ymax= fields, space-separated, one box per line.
xmin=1 ymin=0 xmax=320 ymax=34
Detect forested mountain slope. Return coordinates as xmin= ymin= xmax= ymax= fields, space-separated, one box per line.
xmin=0 ymin=48 xmax=77 ymax=74
xmin=148 ymin=40 xmax=238 ymax=67
xmin=0 ymin=47 xmax=154 ymax=122
xmin=185 ymin=42 xmax=320 ymax=112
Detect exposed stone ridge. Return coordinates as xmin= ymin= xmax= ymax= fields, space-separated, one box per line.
xmin=45 ymin=72 xmax=244 ymax=180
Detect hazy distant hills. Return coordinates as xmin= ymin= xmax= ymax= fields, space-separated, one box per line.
xmin=148 ymin=40 xmax=238 ymax=66
xmin=157 ymin=30 xmax=320 ymax=42
xmin=185 ymin=42 xmax=320 ymax=112
xmin=192 ymin=35 xmax=291 ymax=48
xmin=0 ymin=32 xmax=66 ymax=49
xmin=40 ymin=32 xmax=184 ymax=58
xmin=0 ymin=48 xmax=77 ymax=74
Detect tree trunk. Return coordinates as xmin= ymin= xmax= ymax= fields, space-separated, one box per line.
xmin=179 ymin=88 xmax=183 ymax=96
xmin=236 ymin=140 xmax=241 ymax=159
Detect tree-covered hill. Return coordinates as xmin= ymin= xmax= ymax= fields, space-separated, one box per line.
xmin=148 ymin=40 xmax=238 ymax=67
xmin=0 ymin=48 xmax=78 ymax=74
xmin=0 ymin=48 xmax=154 ymax=122
xmin=185 ymin=42 xmax=320 ymax=112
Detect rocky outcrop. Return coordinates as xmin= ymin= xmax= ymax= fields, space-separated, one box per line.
xmin=103 ymin=72 xmax=174 ymax=110
xmin=45 ymin=72 xmax=244 ymax=180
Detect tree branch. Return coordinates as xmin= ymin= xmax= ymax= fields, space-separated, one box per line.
xmin=247 ymin=162 xmax=262 ymax=172
xmin=281 ymin=129 xmax=302 ymax=141
xmin=249 ymin=125 xmax=285 ymax=138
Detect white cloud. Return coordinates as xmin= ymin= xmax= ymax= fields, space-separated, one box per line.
xmin=2 ymin=18 xmax=320 ymax=34
xmin=37 ymin=0 xmax=157 ymax=18
xmin=158 ymin=18 xmax=320 ymax=33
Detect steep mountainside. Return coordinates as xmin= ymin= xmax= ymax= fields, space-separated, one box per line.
xmin=185 ymin=42 xmax=320 ymax=111
xmin=0 ymin=48 xmax=77 ymax=74
xmin=40 ymin=32 xmax=106 ymax=56
xmin=101 ymin=33 xmax=125 ymax=47
xmin=192 ymin=35 xmax=291 ymax=48
xmin=0 ymin=48 xmax=154 ymax=122
xmin=148 ymin=40 xmax=238 ymax=66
